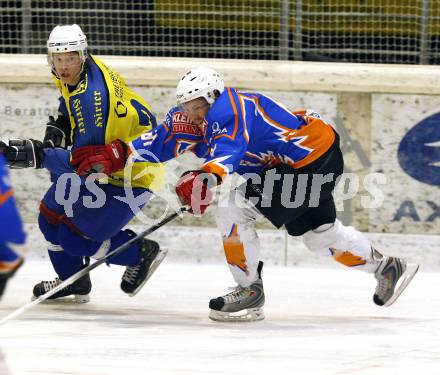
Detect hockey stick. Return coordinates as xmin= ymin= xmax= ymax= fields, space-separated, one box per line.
xmin=0 ymin=206 xmax=187 ymax=325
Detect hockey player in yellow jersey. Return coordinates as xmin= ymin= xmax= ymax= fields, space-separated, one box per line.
xmin=2 ymin=24 xmax=165 ymax=302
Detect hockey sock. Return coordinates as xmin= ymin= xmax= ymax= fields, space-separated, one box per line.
xmin=104 ymin=230 xmax=141 ymax=267
xmin=48 ymin=249 xmax=85 ymax=280
xmin=58 ymin=224 xmax=140 ymax=267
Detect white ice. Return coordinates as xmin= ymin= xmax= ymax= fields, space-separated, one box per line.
xmin=1 ymin=256 xmax=440 ymax=375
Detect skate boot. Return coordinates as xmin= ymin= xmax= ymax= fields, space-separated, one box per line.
xmin=120 ymin=233 xmax=167 ymax=296
xmin=0 ymin=257 xmax=24 ymax=298
xmin=209 ymin=261 xmax=265 ymax=322
xmin=32 ymin=272 xmax=92 ymax=303
xmin=373 ymin=249 xmax=419 ymax=307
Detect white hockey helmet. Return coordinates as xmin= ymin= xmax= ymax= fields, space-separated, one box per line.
xmin=47 ymin=24 xmax=87 ymax=54
xmin=176 ymin=67 xmax=224 ymax=106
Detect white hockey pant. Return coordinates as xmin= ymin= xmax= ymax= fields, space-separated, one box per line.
xmin=303 ymin=219 xmax=378 ymax=273
xmin=216 ymin=189 xmax=263 ymax=287
xmin=217 ymin=191 xmax=379 ymax=287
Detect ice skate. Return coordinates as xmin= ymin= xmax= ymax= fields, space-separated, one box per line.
xmin=32 ymin=273 xmax=92 ymax=303
xmin=373 ymin=249 xmax=419 ymax=307
xmin=209 ymin=261 xmax=265 ymax=322
xmin=120 ymin=234 xmax=167 ymax=297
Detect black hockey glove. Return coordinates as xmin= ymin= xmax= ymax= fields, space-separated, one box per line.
xmin=2 ymin=139 xmax=45 ymax=169
xmin=43 ymin=115 xmax=72 ymax=149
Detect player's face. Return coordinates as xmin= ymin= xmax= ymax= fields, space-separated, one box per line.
xmin=180 ymin=98 xmax=210 ymax=125
xmin=51 ymin=52 xmax=83 ymax=86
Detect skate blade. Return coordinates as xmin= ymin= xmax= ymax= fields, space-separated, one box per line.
xmin=384 ymin=263 xmax=419 ymax=307
xmin=31 ymin=294 xmax=90 ymax=304
xmin=128 ymin=249 xmax=168 ymax=297
xmin=209 ymin=307 xmax=265 ymax=322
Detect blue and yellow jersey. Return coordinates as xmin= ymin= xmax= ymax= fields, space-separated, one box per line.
xmin=0 ymin=155 xmax=26 ymax=263
xmin=54 ymin=55 xmax=163 ymax=190
xmin=129 ymin=89 xmax=336 ymax=181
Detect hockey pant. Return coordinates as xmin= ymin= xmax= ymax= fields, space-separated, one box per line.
xmin=38 ymin=182 xmax=153 ymax=280
xmin=216 ymin=189 xmax=378 ymax=287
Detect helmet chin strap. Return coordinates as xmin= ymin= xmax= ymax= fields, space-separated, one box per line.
xmin=79 ymin=50 xmax=87 ymax=71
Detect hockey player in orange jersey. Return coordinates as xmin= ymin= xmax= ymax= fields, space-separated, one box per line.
xmin=71 ymin=67 xmax=420 ymax=322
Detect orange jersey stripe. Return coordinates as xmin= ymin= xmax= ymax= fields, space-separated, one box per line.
xmin=253 ymin=96 xmax=293 ymax=132
xmin=201 ymin=162 xmax=228 ymax=181
xmin=0 ymin=189 xmax=14 ymax=206
xmin=213 ymin=88 xmax=240 ymax=141
xmin=237 ymin=93 xmax=249 ymax=143
xmin=292 ymin=118 xmax=336 ymax=169
xmin=0 ymin=257 xmax=23 ymax=273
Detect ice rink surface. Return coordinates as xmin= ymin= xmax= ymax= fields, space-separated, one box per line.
xmin=1 ymin=259 xmax=439 ymax=375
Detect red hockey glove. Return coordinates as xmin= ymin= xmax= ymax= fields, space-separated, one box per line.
xmin=175 ymin=170 xmax=217 ymax=216
xmin=70 ymin=139 xmax=128 ymax=176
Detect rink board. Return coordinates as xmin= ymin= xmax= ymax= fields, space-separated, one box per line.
xmin=0 ymin=56 xmax=438 ymax=235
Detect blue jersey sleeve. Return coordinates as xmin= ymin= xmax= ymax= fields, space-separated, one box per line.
xmin=0 ymin=156 xmax=26 ymax=248
xmin=201 ymin=89 xmax=248 ymax=179
xmin=129 ymin=107 xmax=204 ymax=163
xmin=129 ymin=122 xmax=175 ymax=163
